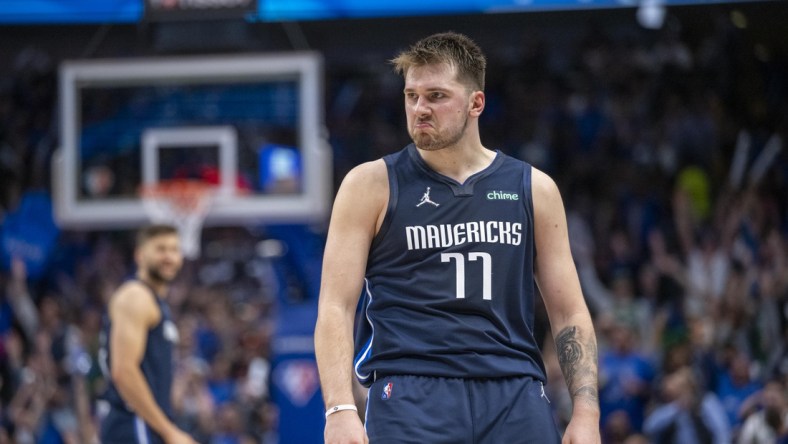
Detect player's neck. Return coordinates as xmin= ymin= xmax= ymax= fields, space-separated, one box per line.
xmin=417 ymin=140 xmax=495 ymax=184
xmin=136 ymin=272 xmax=168 ymax=297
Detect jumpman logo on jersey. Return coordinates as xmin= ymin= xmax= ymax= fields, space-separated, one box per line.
xmin=417 ymin=187 xmax=440 ymax=207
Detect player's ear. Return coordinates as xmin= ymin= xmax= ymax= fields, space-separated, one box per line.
xmin=469 ymin=90 xmax=484 ymax=117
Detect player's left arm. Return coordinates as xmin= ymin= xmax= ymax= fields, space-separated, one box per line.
xmin=532 ymin=168 xmax=600 ymax=443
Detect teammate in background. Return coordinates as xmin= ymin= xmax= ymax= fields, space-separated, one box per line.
xmin=315 ymin=32 xmax=601 ymax=443
xmin=99 ymin=225 xmax=197 ymax=444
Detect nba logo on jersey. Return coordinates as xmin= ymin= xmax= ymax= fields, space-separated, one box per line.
xmin=381 ymin=382 xmax=393 ymax=400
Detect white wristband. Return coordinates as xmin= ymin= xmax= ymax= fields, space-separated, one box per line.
xmin=325 ymin=404 xmax=358 ymax=419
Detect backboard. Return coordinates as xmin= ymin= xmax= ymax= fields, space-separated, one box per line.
xmin=53 ymin=52 xmax=330 ymax=229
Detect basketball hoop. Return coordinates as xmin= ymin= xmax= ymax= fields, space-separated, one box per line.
xmin=140 ymin=179 xmax=215 ymax=260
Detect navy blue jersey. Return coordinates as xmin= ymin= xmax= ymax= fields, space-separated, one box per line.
xmin=100 ymin=280 xmax=177 ymax=443
xmin=354 ymin=144 xmax=546 ymax=386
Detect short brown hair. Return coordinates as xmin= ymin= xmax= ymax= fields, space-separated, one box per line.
xmin=136 ymin=224 xmax=178 ymax=248
xmin=391 ymin=32 xmax=486 ymax=91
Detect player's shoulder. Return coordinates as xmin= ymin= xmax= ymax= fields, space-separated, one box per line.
xmin=114 ymin=279 xmax=154 ymax=296
xmin=109 ymin=281 xmax=159 ymax=318
xmin=342 ymin=144 xmax=413 ymax=187
xmin=346 ymin=159 xmax=387 ymax=180
xmin=529 ymin=166 xmax=561 ymax=200
xmin=340 ymin=159 xmax=388 ymax=193
xmin=332 ymin=159 xmax=390 ymax=228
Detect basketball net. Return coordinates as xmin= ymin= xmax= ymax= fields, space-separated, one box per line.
xmin=140 ymin=179 xmax=215 ymax=260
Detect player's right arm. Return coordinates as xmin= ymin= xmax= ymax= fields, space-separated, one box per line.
xmin=108 ymin=282 xmax=196 ymax=444
xmin=315 ymin=160 xmax=389 ymax=444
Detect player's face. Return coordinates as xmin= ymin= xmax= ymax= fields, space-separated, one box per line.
xmin=137 ymin=233 xmax=183 ymax=284
xmin=404 ymin=63 xmax=476 ymax=151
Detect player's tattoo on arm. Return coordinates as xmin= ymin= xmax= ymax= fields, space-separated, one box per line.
xmin=556 ymin=326 xmax=599 ymax=408
xmin=556 ymin=326 xmax=582 ymax=385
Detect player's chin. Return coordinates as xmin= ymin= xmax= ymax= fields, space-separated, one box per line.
xmin=154 ymin=266 xmax=180 ymax=282
xmin=412 ymin=134 xmax=440 ymax=150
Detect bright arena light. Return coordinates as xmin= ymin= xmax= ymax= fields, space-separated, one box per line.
xmin=637 ymin=0 xmax=666 ymax=29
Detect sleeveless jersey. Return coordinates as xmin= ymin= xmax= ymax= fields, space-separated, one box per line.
xmin=354 ymin=144 xmax=547 ymax=386
xmin=100 ymin=280 xmax=177 ymax=439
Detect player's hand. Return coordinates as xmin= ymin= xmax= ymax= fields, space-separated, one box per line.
xmin=163 ymin=427 xmax=199 ymax=444
xmin=562 ymin=411 xmax=601 ymax=444
xmin=325 ymin=410 xmax=368 ymax=444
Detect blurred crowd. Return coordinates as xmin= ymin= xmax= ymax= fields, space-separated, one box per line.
xmin=519 ymin=13 xmax=787 ymax=444
xmin=1 ymin=5 xmax=788 ymax=444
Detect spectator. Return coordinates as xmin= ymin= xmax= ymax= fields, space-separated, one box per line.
xmin=716 ymin=352 xmax=763 ymax=430
xmin=172 ymin=358 xmax=215 ymax=442
xmin=644 ymin=367 xmax=730 ymax=443
xmin=599 ymin=322 xmax=656 ymax=433
xmin=738 ymin=378 xmax=788 ymax=444
xmin=210 ymin=402 xmax=255 ymax=444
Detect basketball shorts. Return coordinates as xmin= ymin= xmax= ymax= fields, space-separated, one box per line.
xmin=99 ymin=405 xmax=165 ymax=444
xmin=364 ymin=375 xmax=562 ymax=444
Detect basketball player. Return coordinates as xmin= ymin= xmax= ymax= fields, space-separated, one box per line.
xmin=315 ymin=32 xmax=601 ymax=443
xmin=99 ymin=225 xmax=197 ymax=444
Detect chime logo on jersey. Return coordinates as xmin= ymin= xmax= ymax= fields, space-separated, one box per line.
xmin=486 ymin=190 xmax=519 ymax=201
xmin=381 ymin=382 xmax=393 ymax=400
